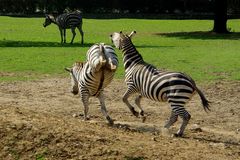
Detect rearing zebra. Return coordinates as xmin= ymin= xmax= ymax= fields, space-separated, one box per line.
xmin=110 ymin=31 xmax=210 ymax=137
xmin=65 ymin=43 xmax=118 ymax=125
xmin=43 ymin=11 xmax=84 ymax=44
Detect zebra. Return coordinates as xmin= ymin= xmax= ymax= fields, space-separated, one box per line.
xmin=65 ymin=43 xmax=118 ymax=125
xmin=43 ymin=11 xmax=84 ymax=44
xmin=87 ymin=43 xmax=118 ymax=72
xmin=110 ymin=31 xmax=210 ymax=137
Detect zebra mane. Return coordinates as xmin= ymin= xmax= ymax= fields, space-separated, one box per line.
xmin=74 ymin=61 xmax=85 ymax=68
xmin=122 ymin=36 xmax=143 ymax=60
xmin=47 ymin=14 xmax=56 ymax=23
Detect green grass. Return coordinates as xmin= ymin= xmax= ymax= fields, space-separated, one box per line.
xmin=0 ymin=16 xmax=240 ymax=82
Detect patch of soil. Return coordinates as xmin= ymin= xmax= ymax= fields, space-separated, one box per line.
xmin=0 ymin=78 xmax=239 ymax=160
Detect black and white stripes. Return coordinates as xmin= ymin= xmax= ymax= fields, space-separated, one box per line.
xmin=43 ymin=11 xmax=84 ymax=44
xmin=65 ymin=43 xmax=118 ymax=125
xmin=87 ymin=43 xmax=118 ymax=72
xmin=110 ymin=31 xmax=210 ymax=136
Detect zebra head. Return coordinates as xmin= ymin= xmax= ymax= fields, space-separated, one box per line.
xmin=43 ymin=14 xmax=55 ymax=27
xmin=65 ymin=62 xmax=84 ymax=95
xmin=110 ymin=31 xmax=136 ymax=49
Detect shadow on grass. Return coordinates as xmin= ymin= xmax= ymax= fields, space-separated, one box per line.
xmin=0 ymin=39 xmax=176 ymax=49
xmin=155 ymin=31 xmax=240 ymax=40
xmin=0 ymin=40 xmax=94 ymax=47
xmin=135 ymin=45 xmax=175 ymax=48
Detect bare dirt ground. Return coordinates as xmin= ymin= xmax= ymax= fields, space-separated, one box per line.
xmin=0 ymin=78 xmax=239 ymax=160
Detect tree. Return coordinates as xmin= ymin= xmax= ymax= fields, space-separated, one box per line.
xmin=213 ymin=0 xmax=228 ymax=33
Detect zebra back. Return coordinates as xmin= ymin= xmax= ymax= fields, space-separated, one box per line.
xmin=87 ymin=43 xmax=118 ymax=72
xmin=56 ymin=12 xmax=82 ymax=29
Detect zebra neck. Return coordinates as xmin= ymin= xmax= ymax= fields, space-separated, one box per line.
xmin=52 ymin=18 xmax=58 ymax=25
xmin=52 ymin=20 xmax=57 ymax=25
xmin=122 ymin=42 xmax=144 ymax=70
xmin=73 ymin=67 xmax=82 ymax=81
xmin=49 ymin=16 xmax=57 ymax=24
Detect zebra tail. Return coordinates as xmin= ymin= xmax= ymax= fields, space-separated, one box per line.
xmin=195 ymin=86 xmax=211 ymax=112
xmin=99 ymin=43 xmax=107 ymax=67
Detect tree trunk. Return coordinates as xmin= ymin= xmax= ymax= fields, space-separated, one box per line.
xmin=213 ymin=0 xmax=228 ymax=33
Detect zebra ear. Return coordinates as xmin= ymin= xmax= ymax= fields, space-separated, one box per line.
xmin=64 ymin=67 xmax=72 ymax=73
xmin=129 ymin=31 xmax=136 ymax=38
xmin=80 ymin=62 xmax=85 ymax=67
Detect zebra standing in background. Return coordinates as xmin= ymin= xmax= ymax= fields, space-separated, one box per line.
xmin=43 ymin=11 xmax=84 ymax=44
xmin=110 ymin=31 xmax=210 ymax=137
xmin=65 ymin=43 xmax=118 ymax=125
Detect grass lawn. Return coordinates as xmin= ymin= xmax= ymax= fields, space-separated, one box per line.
xmin=0 ymin=16 xmax=240 ymax=82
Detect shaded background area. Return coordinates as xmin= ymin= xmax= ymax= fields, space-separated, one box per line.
xmin=0 ymin=0 xmax=239 ymax=17
xmin=0 ymin=0 xmax=239 ymax=34
xmin=156 ymin=31 xmax=240 ymax=40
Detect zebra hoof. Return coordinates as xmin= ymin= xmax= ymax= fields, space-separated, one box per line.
xmin=133 ymin=112 xmax=139 ymax=118
xmin=173 ymin=133 xmax=183 ymax=138
xmin=141 ymin=116 xmax=146 ymax=123
xmin=130 ymin=108 xmax=139 ymax=117
xmin=72 ymin=113 xmax=83 ymax=118
xmin=108 ymin=120 xmax=114 ymax=126
xmin=83 ymin=116 xmax=90 ymax=121
xmin=106 ymin=117 xmax=114 ymax=126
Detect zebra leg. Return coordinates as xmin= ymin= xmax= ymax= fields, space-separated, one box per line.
xmin=171 ymin=105 xmax=191 ymax=137
xmin=107 ymin=57 xmax=117 ymax=71
xmin=135 ymin=95 xmax=146 ymax=122
xmin=99 ymin=55 xmax=106 ymax=67
xmin=70 ymin=27 xmax=76 ymax=44
xmin=176 ymin=111 xmax=191 ymax=137
xmin=97 ymin=91 xmax=114 ymax=125
xmin=63 ymin=29 xmax=66 ymax=43
xmin=123 ymin=90 xmax=139 ymax=117
xmin=59 ymin=27 xmax=63 ymax=43
xmin=94 ymin=57 xmax=106 ymax=72
xmin=77 ymin=25 xmax=84 ymax=44
xmin=80 ymin=90 xmax=90 ymax=121
xmin=164 ymin=110 xmax=178 ymax=129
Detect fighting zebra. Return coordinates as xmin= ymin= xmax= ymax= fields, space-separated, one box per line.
xmin=110 ymin=31 xmax=210 ymax=137
xmin=43 ymin=11 xmax=84 ymax=44
xmin=65 ymin=43 xmax=118 ymax=125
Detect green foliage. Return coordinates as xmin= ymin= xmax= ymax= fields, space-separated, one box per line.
xmin=0 ymin=0 xmax=214 ymax=14
xmin=36 ymin=154 xmax=45 ymax=160
xmin=1 ymin=16 xmax=240 ymax=82
xmin=35 ymin=148 xmax=48 ymax=160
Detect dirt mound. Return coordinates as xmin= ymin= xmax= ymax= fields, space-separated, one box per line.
xmin=0 ymin=78 xmax=239 ymax=159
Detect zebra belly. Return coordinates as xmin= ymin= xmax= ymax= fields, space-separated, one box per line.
xmin=81 ymin=71 xmax=102 ymax=96
xmin=82 ymin=70 xmax=115 ymax=96
xmin=132 ymin=73 xmax=195 ymax=103
xmin=139 ymin=84 xmax=194 ymax=103
xmin=102 ymin=70 xmax=115 ymax=88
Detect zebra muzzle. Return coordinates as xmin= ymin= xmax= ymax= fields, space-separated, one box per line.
xmin=71 ymin=90 xmax=78 ymax=95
